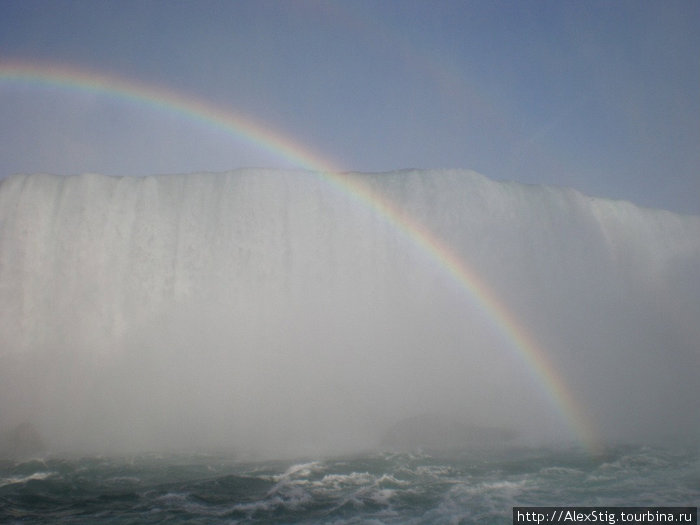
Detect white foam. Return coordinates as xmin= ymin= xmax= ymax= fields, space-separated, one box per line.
xmin=0 ymin=470 xmax=54 ymax=487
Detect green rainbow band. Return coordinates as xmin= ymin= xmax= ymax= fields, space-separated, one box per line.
xmin=1 ymin=60 xmax=601 ymax=454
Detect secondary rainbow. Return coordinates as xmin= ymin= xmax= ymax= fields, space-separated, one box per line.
xmin=1 ymin=60 xmax=602 ymax=454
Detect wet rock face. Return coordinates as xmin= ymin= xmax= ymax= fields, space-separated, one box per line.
xmin=0 ymin=422 xmax=44 ymax=459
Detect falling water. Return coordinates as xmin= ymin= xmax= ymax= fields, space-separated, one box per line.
xmin=1 ymin=169 xmax=698 ymax=458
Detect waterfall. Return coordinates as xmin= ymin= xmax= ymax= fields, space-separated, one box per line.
xmin=1 ymin=169 xmax=698 ymax=456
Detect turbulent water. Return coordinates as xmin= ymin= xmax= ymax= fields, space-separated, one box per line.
xmin=1 ymin=446 xmax=698 ymax=524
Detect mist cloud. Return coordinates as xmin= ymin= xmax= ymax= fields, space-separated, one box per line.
xmin=0 ymin=170 xmax=697 ymax=457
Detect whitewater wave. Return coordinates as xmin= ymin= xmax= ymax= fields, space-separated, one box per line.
xmin=0 ymin=445 xmax=697 ymax=523
xmin=0 ymin=470 xmax=54 ymax=488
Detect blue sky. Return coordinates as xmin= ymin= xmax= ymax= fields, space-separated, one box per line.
xmin=1 ymin=0 xmax=698 ymax=214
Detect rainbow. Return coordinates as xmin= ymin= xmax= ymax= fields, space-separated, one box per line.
xmin=0 ymin=60 xmax=601 ymax=454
